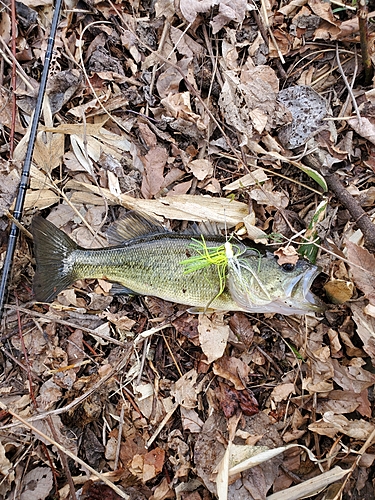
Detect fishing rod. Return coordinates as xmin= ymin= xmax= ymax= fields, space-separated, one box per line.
xmin=0 ymin=0 xmax=63 ymax=324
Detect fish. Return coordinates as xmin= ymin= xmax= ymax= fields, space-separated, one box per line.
xmin=30 ymin=212 xmax=324 ymax=315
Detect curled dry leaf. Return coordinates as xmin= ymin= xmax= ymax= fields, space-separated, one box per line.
xmin=179 ymin=0 xmax=247 ymax=33
xmin=210 ymin=0 xmax=247 ymax=33
xmin=274 ymin=247 xmax=299 ymax=266
xmin=309 ymin=412 xmax=375 ymax=440
xmin=161 ymin=92 xmax=206 ymax=131
xmin=178 ymin=0 xmax=213 ymax=23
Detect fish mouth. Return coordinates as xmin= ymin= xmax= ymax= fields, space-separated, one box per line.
xmin=289 ymin=265 xmax=326 ymax=312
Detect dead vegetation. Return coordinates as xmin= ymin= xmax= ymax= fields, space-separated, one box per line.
xmin=1 ymin=0 xmax=375 ymax=499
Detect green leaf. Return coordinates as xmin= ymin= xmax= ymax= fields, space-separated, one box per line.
xmin=297 ymin=165 xmax=328 ymax=192
xmin=299 ymin=199 xmax=328 ymax=263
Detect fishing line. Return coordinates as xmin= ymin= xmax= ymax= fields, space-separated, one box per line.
xmin=0 ymin=0 xmax=63 ymax=323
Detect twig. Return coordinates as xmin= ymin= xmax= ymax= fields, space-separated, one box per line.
xmin=336 ymin=43 xmax=361 ymax=124
xmin=5 ymin=210 xmax=33 ymax=239
xmin=0 ymin=36 xmax=36 ymax=91
xmin=161 ymin=330 xmax=183 ymax=377
xmin=114 ymin=403 xmax=125 ymax=470
xmin=202 ymin=24 xmax=223 ymax=88
xmin=358 ymin=0 xmax=373 ymax=85
xmin=0 ymin=0 xmax=63 ymax=323
xmin=259 ymin=0 xmax=285 ymax=64
xmin=146 ymin=403 xmax=178 ymax=449
xmin=339 ymin=46 xmax=359 ymax=119
xmin=47 ymin=415 xmax=77 ymax=499
xmin=325 ymin=172 xmax=375 ymax=253
xmin=15 ymin=296 xmax=60 ymax=496
xmin=2 ymin=304 xmax=129 ymax=347
xmin=147 ymin=19 xmax=170 ymax=116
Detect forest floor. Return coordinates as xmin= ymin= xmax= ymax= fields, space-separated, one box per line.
xmin=1 ymin=0 xmax=375 ymax=499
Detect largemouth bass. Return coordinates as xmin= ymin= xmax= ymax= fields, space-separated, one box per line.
xmin=31 ymin=212 xmax=323 ymax=315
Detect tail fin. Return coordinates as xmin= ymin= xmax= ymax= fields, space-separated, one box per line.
xmin=31 ymin=216 xmax=79 ymax=302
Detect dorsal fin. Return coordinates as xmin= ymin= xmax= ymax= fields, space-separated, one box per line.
xmin=198 ymin=220 xmax=224 ymax=236
xmin=107 ymin=211 xmax=169 ymax=245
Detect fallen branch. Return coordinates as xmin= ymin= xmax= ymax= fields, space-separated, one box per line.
xmin=325 ymin=172 xmax=375 ymax=253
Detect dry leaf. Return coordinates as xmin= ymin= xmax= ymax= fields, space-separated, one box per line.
xmin=223 ymin=168 xmax=268 ymax=191
xmin=188 ymin=159 xmax=213 ymax=181
xmin=179 ymin=0 xmax=213 ymax=22
xmin=213 ymin=356 xmax=250 ymax=390
xmin=219 ymin=66 xmax=280 ymax=145
xmin=170 ymin=26 xmax=204 ymax=57
xmin=140 ymin=146 xmax=169 ymax=198
xmin=64 ymin=179 xmax=249 ymax=225
xmin=229 ymin=312 xmax=254 ymax=348
xmin=210 ymin=0 xmax=247 ymax=33
xmin=249 ymin=182 xmax=289 ymax=209
xmin=274 ymin=247 xmax=299 ymax=266
xmin=348 ymin=117 xmax=375 ymax=146
xmin=324 ymin=279 xmax=354 ymax=304
xmin=309 ymin=412 xmax=375 ymax=440
xmin=0 ymin=440 xmax=14 ymax=479
xmin=332 ymin=358 xmax=375 ymax=393
xmin=130 ymin=447 xmax=165 ymax=482
xmin=24 ymin=189 xmax=60 ymax=211
xmin=198 ymin=314 xmax=230 ymax=364
xmin=351 ymin=303 xmax=375 ymax=359
xmin=161 ymin=92 xmax=206 ymax=131
xmin=180 ymin=407 xmax=204 ymax=433
xmin=346 ymin=240 xmax=375 ymax=306
xmin=20 ymin=467 xmax=53 ymax=500
xmin=172 ymin=369 xmax=199 ymax=409
xmin=271 ymin=383 xmax=295 ymax=403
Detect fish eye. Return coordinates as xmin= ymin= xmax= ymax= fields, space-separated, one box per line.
xmin=281 ymin=263 xmax=296 ymax=272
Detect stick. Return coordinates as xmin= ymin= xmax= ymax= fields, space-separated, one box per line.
xmin=358 ymin=0 xmax=373 ymax=85
xmin=0 ymin=0 xmax=63 ymax=323
xmin=325 ymin=172 xmax=375 ymax=253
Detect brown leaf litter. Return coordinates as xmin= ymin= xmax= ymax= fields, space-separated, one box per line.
xmin=1 ymin=0 xmax=375 ymax=499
